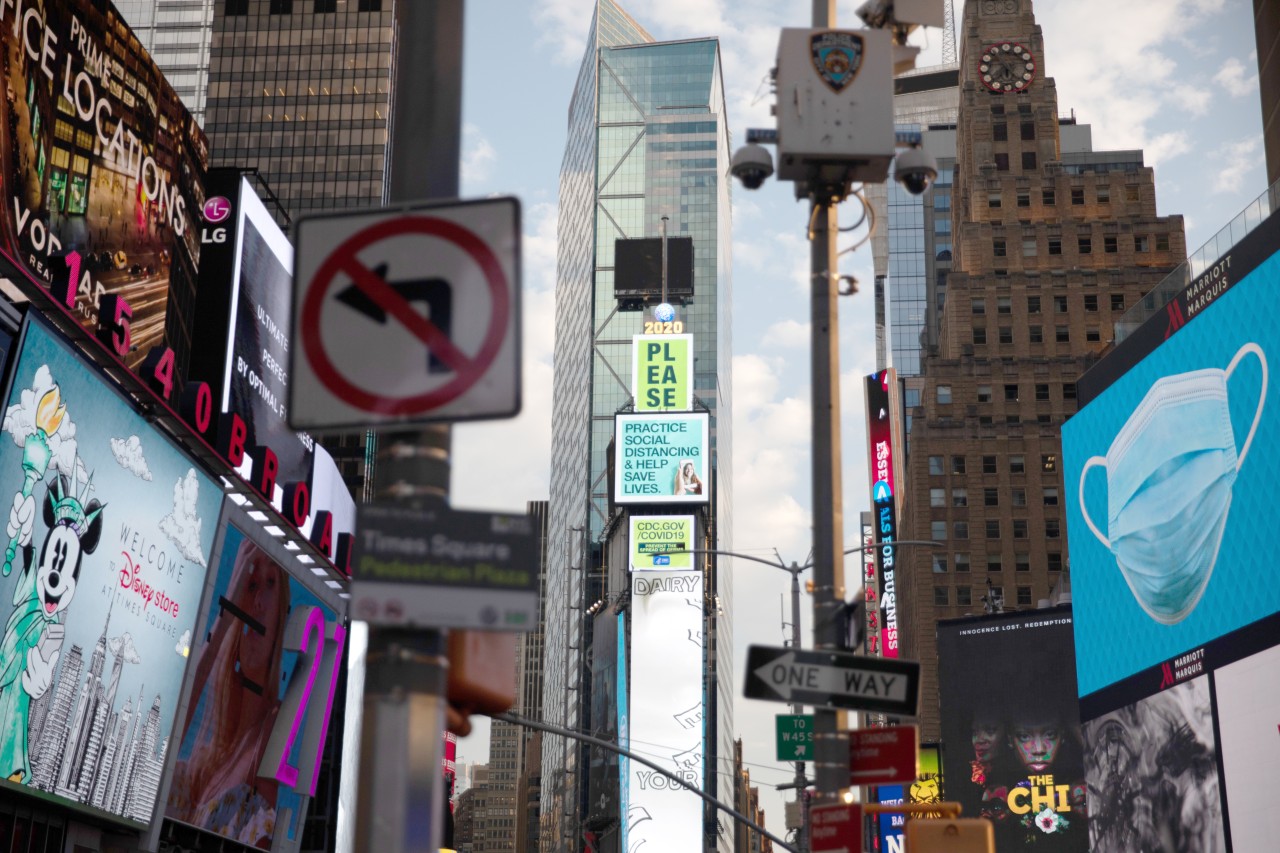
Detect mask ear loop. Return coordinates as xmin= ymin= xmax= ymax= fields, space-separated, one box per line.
xmin=1078 ymin=457 xmax=1110 ymax=548
xmin=1225 ymin=342 xmax=1267 ymax=471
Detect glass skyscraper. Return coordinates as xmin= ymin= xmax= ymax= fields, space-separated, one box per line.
xmin=116 ymin=0 xmax=215 ymax=125
xmin=545 ymin=2 xmax=734 ymax=850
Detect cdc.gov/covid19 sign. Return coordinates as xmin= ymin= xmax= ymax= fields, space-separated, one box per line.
xmin=629 ymin=516 xmax=695 ymax=571
xmin=615 ymin=413 xmax=709 ymax=505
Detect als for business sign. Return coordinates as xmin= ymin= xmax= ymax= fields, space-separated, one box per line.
xmin=0 ymin=316 xmax=221 ymax=824
xmin=0 ymin=0 xmax=207 ymax=370
xmin=1064 ymin=216 xmax=1280 ymax=698
xmin=615 ymin=412 xmax=709 ymax=505
xmin=865 ymin=371 xmax=900 ymax=658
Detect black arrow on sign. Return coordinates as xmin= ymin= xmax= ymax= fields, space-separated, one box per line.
xmin=336 ymin=263 xmax=454 ymax=374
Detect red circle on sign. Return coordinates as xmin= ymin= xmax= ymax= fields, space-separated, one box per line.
xmin=301 ymin=216 xmax=510 ymax=415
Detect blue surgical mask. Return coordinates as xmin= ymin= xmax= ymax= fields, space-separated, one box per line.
xmin=1079 ymin=343 xmax=1267 ymax=624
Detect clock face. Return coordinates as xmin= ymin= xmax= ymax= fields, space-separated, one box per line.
xmin=979 ymin=42 xmax=1036 ymax=93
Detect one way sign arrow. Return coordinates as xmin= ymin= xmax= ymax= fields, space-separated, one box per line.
xmin=744 ymin=645 xmax=920 ymax=716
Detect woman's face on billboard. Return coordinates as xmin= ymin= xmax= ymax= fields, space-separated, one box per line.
xmin=235 ymin=545 xmax=284 ymax=686
xmin=971 ymin=719 xmax=1004 ymax=762
xmin=1012 ymin=721 xmax=1062 ymax=773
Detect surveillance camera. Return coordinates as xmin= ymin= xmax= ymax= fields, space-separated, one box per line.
xmin=731 ymin=143 xmax=774 ymax=190
xmin=893 ymin=144 xmax=938 ymax=196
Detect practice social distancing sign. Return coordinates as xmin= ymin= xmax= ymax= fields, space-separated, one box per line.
xmin=289 ymin=196 xmax=521 ymax=431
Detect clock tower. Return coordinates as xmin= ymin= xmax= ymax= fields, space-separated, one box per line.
xmin=894 ymin=0 xmax=1189 ymax=745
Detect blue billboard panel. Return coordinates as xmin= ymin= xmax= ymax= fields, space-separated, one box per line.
xmin=1064 ymin=225 xmax=1280 ymax=697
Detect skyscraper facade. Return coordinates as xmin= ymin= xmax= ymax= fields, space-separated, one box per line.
xmin=116 ymin=0 xmax=216 ymax=125
xmin=545 ymin=2 xmax=734 ymax=849
xmin=896 ymin=0 xmax=1186 ymax=741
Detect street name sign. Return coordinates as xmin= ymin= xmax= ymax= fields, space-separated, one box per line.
xmin=776 ymin=714 xmax=815 ymax=761
xmin=290 ymin=196 xmax=521 ymax=431
xmin=350 ymin=502 xmax=537 ymax=631
xmin=847 ymin=725 xmax=919 ymax=786
xmin=744 ymin=645 xmax=920 ymax=716
xmin=810 ymin=802 xmax=863 ymax=853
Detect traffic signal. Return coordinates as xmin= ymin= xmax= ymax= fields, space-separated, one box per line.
xmin=445 ymin=629 xmax=517 ymax=735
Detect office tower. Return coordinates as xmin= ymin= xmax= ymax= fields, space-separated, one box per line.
xmin=1256 ymin=0 xmax=1280 ymax=185
xmin=895 ymin=0 xmax=1186 ymax=741
xmin=545 ymin=1 xmax=734 ymax=850
xmin=116 ymin=0 xmax=216 ymax=125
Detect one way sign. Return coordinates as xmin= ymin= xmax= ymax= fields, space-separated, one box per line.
xmin=744 ymin=645 xmax=920 ymax=716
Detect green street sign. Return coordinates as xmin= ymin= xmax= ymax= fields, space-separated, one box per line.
xmin=776 ymin=714 xmax=814 ymax=761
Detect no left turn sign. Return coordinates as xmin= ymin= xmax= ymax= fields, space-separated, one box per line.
xmin=289 ymin=196 xmax=521 ymax=431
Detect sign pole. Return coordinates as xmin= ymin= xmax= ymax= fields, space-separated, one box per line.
xmin=354 ymin=1 xmax=461 ymax=851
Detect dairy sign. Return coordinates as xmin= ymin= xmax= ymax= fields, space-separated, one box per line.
xmin=632 ymin=334 xmax=692 ymax=412
xmin=0 ymin=0 xmax=208 ymax=370
xmin=629 ymin=515 xmax=695 ymax=571
xmin=615 ymin=412 xmax=709 ymax=505
xmin=866 ymin=371 xmax=900 ymax=658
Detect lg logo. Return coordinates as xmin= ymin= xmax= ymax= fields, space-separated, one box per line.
xmin=202 ymin=196 xmax=232 ymax=223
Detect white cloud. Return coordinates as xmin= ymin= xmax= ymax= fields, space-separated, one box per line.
xmin=175 ymin=629 xmax=191 ymax=658
xmin=762 ymin=319 xmax=809 ymax=348
xmin=159 ymin=469 xmax=208 ymax=568
xmin=1214 ymin=138 xmax=1260 ymax=194
xmin=110 ymin=435 xmax=153 ymax=481
xmin=108 ymin=632 xmax=141 ymax=664
xmin=461 ymin=123 xmax=498 ymax=186
xmin=533 ymin=0 xmax=596 ymax=65
xmin=1213 ymin=57 xmax=1259 ymax=97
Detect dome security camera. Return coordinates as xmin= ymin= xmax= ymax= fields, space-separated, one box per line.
xmin=730 ymin=143 xmax=775 ymax=190
xmin=894 ymin=144 xmax=938 ymax=196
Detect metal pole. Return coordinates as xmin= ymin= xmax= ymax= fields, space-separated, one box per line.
xmin=354 ymin=2 xmax=463 ymax=851
xmin=660 ymin=214 xmax=669 ymax=305
xmin=789 ymin=563 xmax=810 ymax=853
xmin=809 ymin=0 xmax=848 ymax=805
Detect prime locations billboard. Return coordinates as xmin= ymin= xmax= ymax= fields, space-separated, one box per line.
xmin=628 ymin=570 xmax=703 ymax=852
xmin=629 ymin=515 xmax=695 ymax=571
xmin=1063 ymin=208 xmax=1280 ymax=853
xmin=614 ymin=412 xmax=709 ymax=505
xmin=937 ymin=608 xmax=1087 ymax=852
xmin=0 ymin=0 xmax=208 ymax=370
xmin=0 ymin=315 xmax=221 ymax=825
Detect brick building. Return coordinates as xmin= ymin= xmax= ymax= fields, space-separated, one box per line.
xmin=896 ymin=0 xmax=1186 ymax=741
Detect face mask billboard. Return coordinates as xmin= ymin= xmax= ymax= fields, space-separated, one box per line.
xmin=0 ymin=0 xmax=208 ymax=371
xmin=937 ymin=608 xmax=1087 ymax=852
xmin=614 ymin=412 xmax=709 ymax=505
xmin=628 ymin=570 xmax=702 ymax=851
xmin=166 ymin=522 xmax=345 ymax=849
xmin=1063 ymin=213 xmax=1280 ymax=699
xmin=629 ymin=515 xmax=695 ymax=571
xmin=0 ymin=315 xmax=221 ymax=824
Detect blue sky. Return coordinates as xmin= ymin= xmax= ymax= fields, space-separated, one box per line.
xmin=446 ymin=0 xmax=1267 ymax=832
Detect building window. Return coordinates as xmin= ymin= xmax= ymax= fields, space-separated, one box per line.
xmin=1048 ymin=238 xmax=1062 ymax=255
xmin=1015 ymin=553 xmax=1031 ymax=573
xmin=931 ymin=488 xmax=946 ymax=507
xmin=977 ymin=385 xmax=992 ymax=403
xmin=972 ymin=298 xmax=986 ymax=315
xmin=1022 ymin=238 xmax=1037 ymax=257
xmin=1135 ymin=235 xmax=1150 ymax=252
xmin=1042 ymin=454 xmax=1057 ymax=473
xmin=1104 ymin=235 xmax=1118 ymax=253
xmin=1071 ymin=187 xmax=1085 ymax=204
xmin=1157 ymin=233 xmax=1170 ymax=251
xmin=1012 ymin=488 xmax=1027 ymax=506
xmin=993 ymin=123 xmax=1009 ymax=141
xmin=955 ymin=554 xmax=970 ymax=573
xmin=1010 ymin=455 xmax=1025 ymax=474
xmin=1044 ymin=487 xmax=1059 ymax=505
xmin=987 ymin=555 xmax=1002 ymax=572
xmin=935 ymin=586 xmax=950 ymax=606
xmin=957 ymin=586 xmax=973 ymax=606
xmin=933 ymin=555 xmax=948 ymax=573
xmin=1017 ymin=191 xmax=1031 ymax=207
xmin=1021 ymin=121 xmax=1035 ymax=140
xmin=983 ymin=488 xmax=999 ymax=507
xmin=1042 ymin=187 xmax=1056 ymax=205
xmin=1111 ymin=294 xmax=1126 ymax=311
xmin=1029 ymin=325 xmax=1043 ymax=343
xmin=1022 ymin=151 xmax=1037 ymax=170
xmin=1087 ymin=328 xmax=1102 ymax=342
xmin=1012 ymin=519 xmax=1028 ymax=538
xmin=1035 ymin=383 xmax=1050 ymax=401
xmin=995 ymin=153 xmax=1010 ymax=171
xmin=938 ymin=385 xmax=953 ymax=404
xmin=952 ymin=456 xmax=967 ymax=474
xmin=905 ymin=389 xmax=921 ymax=408
xmin=988 ymin=192 xmax=1002 ymax=208
xmin=1084 ymin=294 xmax=1098 ymax=311
xmin=1047 ymin=552 xmax=1063 ymax=571
xmin=986 ymin=520 xmax=1001 ymax=539
xmin=1126 ymin=186 xmax=1141 ymax=203
xmin=357 ymin=0 xmax=384 ymax=9
xmin=1046 ymin=519 xmax=1061 ymax=538
xmin=983 ymin=456 xmax=997 ymax=474
xmin=269 ymin=0 xmax=293 ymax=12
xmin=1056 ymin=325 xmax=1070 ymax=343
xmin=954 ymin=521 xmax=969 ymax=539
xmin=1054 ymin=295 xmax=1068 ymax=313
xmin=1004 ymin=384 xmax=1019 ymax=401
xmin=999 ymin=327 xmax=1014 ymax=344
xmin=1097 ymin=186 xmax=1111 ymax=203
xmin=929 ymin=456 xmax=945 ymax=475
xmin=974 ymin=327 xmax=987 ymax=344
xmin=992 ymin=104 xmax=1006 ymax=115
xmin=1017 ymin=586 xmax=1033 ymax=606
xmin=932 ymin=521 xmax=947 ymax=540
xmin=1078 ymin=236 xmax=1092 ymax=254
xmin=993 ymin=239 xmax=1007 ymax=257
xmin=953 ymin=489 xmax=969 ymax=507
xmin=1063 ymin=383 xmax=1077 ymax=400
xmin=315 ymin=0 xmax=337 ymax=9
xmin=1027 ymin=296 xmax=1041 ymax=314
xmin=225 ymin=0 xmax=249 ymax=13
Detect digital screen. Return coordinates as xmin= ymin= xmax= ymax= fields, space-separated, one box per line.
xmin=614 ymin=413 xmax=709 ymax=505
xmin=614 ymin=237 xmax=694 ymax=302
xmin=629 ymin=515 xmax=696 ymax=571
